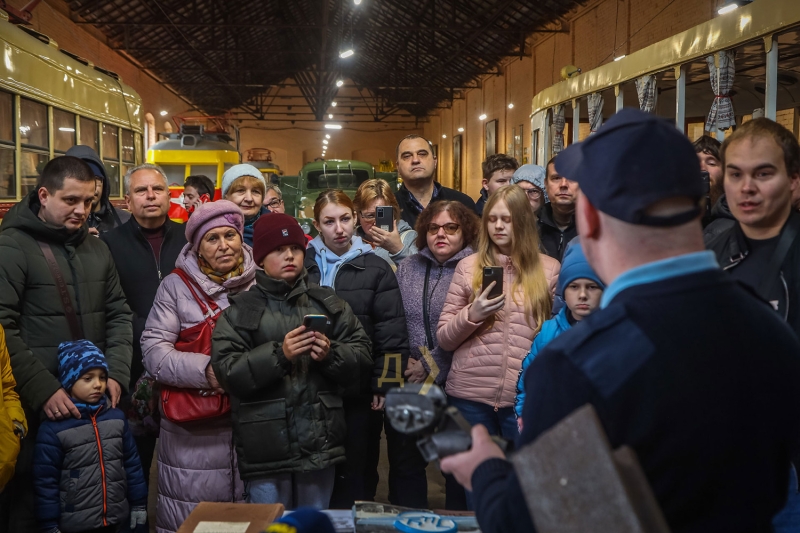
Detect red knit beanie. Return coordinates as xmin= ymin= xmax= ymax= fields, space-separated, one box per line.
xmin=252 ymin=213 xmax=308 ymax=265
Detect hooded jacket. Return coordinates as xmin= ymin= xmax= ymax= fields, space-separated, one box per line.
xmin=0 ymin=326 xmax=26 ymax=493
xmin=356 ymin=219 xmax=418 ymax=269
xmin=141 ymin=243 xmax=255 ymax=532
xmin=305 ymin=237 xmax=409 ymax=395
xmin=538 ymin=202 xmax=578 ymax=262
xmin=33 ymin=398 xmax=147 ymax=532
xmin=211 ymin=270 xmax=372 ymax=478
xmin=395 ymin=246 xmax=474 ymax=385
xmin=0 ymin=192 xmax=133 ymax=412
xmin=514 ymin=306 xmax=572 ymax=417
xmin=437 ymin=252 xmax=560 ymax=408
xmin=66 ymin=145 xmax=130 ymax=234
xmin=101 ymin=217 xmax=187 ymax=387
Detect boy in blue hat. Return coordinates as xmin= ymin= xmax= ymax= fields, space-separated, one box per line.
xmin=33 ymin=340 xmax=147 ymax=533
xmin=514 ymin=242 xmax=604 ymax=431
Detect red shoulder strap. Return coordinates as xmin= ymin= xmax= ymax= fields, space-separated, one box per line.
xmin=172 ymin=268 xmax=221 ymax=315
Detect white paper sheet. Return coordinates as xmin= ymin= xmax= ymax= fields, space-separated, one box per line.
xmin=193 ymin=521 xmax=250 ymax=533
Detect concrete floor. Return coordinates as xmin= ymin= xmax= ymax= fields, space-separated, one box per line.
xmin=146 ymin=431 xmax=448 ymax=531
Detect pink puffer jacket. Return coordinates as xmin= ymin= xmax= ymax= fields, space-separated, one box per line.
xmin=437 ymin=252 xmax=560 ymax=409
xmin=141 ymin=243 xmax=256 ymax=533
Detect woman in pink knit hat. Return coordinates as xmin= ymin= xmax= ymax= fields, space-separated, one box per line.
xmin=141 ymin=200 xmax=257 ymax=533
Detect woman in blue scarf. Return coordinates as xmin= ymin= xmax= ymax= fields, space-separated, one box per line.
xmin=221 ymin=164 xmax=270 ymax=246
xmin=304 ymin=190 xmax=422 ymax=509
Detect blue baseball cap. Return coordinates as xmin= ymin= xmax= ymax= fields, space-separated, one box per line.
xmin=554 ymin=108 xmax=704 ymax=226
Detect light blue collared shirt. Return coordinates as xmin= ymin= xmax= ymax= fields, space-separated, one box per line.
xmin=600 ymin=251 xmax=720 ymax=309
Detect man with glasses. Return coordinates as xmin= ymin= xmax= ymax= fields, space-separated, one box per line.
xmin=263 ymin=184 xmax=285 ymax=213
xmin=511 ymin=164 xmax=548 ymax=220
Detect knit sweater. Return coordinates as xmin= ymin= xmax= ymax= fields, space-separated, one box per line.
xmin=395 ymin=246 xmax=474 ymax=385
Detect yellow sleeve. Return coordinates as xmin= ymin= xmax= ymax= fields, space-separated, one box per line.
xmin=0 ymin=328 xmax=26 ymax=436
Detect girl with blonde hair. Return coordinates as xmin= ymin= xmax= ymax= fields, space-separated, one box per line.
xmin=437 ymin=185 xmax=560 ymax=443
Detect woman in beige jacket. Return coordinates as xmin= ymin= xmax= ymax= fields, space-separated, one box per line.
xmin=437 ymin=185 xmax=559 ymax=442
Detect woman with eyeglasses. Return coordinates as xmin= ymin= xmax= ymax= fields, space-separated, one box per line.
xmin=355 ymin=179 xmax=418 ymax=269
xmin=511 ymin=164 xmax=548 ymax=218
xmin=437 ymin=186 xmax=559 ymax=449
xmin=395 ymin=200 xmax=480 ymax=510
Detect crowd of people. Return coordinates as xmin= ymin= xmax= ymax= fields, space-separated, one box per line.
xmin=0 ymin=108 xmax=798 ymax=533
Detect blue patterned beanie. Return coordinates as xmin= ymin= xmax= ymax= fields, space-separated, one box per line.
xmin=58 ymin=340 xmax=108 ymax=392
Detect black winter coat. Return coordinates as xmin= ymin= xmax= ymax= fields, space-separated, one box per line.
xmin=305 ymin=251 xmax=410 ymax=395
xmin=538 ymin=202 xmax=577 ymax=262
xmin=396 ymin=182 xmax=477 ymax=228
xmin=0 ymin=192 xmax=132 ymax=411
xmin=211 ymin=270 xmax=371 ymax=478
xmin=101 ymin=218 xmax=187 ymax=387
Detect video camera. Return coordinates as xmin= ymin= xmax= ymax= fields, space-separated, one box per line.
xmin=385 ymin=383 xmax=508 ymax=462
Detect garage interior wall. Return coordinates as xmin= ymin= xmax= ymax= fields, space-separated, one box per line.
xmin=424 ymin=0 xmax=722 ymax=200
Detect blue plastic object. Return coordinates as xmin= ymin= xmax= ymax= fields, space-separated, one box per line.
xmin=393 ymin=512 xmax=458 ymax=533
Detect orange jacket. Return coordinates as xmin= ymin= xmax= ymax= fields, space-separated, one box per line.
xmin=0 ymin=326 xmax=26 ymax=493
xmin=437 ymin=253 xmax=560 ymax=409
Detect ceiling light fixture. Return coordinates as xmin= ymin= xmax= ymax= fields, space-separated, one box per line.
xmin=457 ymin=127 xmax=464 ymax=132
xmin=325 ymin=124 xmax=343 ymax=129
xmin=339 ymin=49 xmax=354 ymax=59
xmin=442 ymin=134 xmax=446 ymax=139
xmin=325 ymin=134 xmax=331 ymax=139
xmin=354 ymin=0 xmax=362 ymax=4
xmin=508 ymin=103 xmax=514 ymax=109
xmin=614 ymin=55 xmax=626 ymax=61
xmin=329 ymin=114 xmax=333 ymax=119
xmin=58 ymin=127 xmax=75 ymax=132
xmin=479 ymin=114 xmax=487 ymax=120
xmin=336 ymin=80 xmax=344 ymax=87
xmin=323 ymin=140 xmax=329 ymax=145
xmin=331 ymin=102 xmax=337 ymax=107
xmin=159 ymin=110 xmax=168 ymax=116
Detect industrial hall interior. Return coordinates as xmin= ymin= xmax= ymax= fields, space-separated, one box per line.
xmin=1 ymin=0 xmax=800 ymax=532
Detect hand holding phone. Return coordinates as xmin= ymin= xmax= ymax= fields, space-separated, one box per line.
xmin=469 ymin=267 xmax=506 ymax=323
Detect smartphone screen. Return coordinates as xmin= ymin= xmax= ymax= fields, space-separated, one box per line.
xmin=376 ymin=206 xmax=394 ymax=232
xmin=482 ymin=267 xmax=504 ymax=299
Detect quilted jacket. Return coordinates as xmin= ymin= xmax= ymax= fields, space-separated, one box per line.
xmin=437 ymin=252 xmax=560 ymax=409
xmin=141 ymin=243 xmax=255 ymax=532
xmin=33 ymin=399 xmax=147 ymax=532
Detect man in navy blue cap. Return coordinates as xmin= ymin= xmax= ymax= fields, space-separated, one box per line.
xmin=441 ymin=108 xmax=800 ymax=533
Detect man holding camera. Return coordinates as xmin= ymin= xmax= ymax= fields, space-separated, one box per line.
xmin=441 ymin=110 xmax=800 ymax=533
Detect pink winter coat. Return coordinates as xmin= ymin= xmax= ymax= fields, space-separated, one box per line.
xmin=141 ymin=243 xmax=256 ymax=533
xmin=437 ymin=252 xmax=560 ymax=409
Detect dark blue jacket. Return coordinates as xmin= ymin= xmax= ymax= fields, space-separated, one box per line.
xmin=472 ymin=269 xmax=800 ymax=533
xmin=33 ymin=399 xmax=147 ymax=532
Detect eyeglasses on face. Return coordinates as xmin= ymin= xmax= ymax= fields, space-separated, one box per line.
xmin=360 ymin=212 xmax=377 ymax=221
xmin=427 ymin=222 xmax=461 ymax=235
xmin=266 ymin=198 xmax=283 ymax=209
xmin=519 ymin=187 xmax=543 ymax=198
